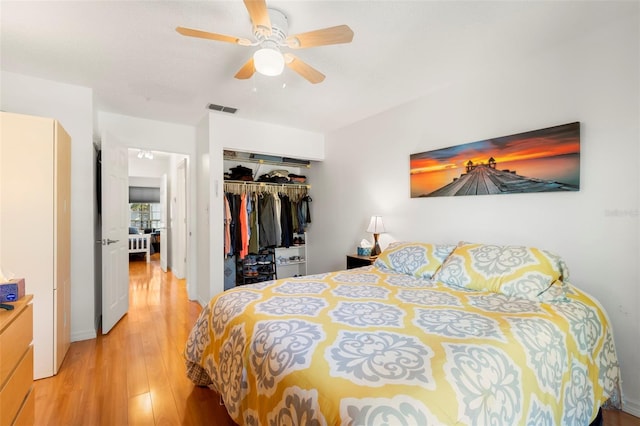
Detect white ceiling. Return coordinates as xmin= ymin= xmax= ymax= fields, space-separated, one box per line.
xmin=0 ymin=1 xmax=630 ymax=133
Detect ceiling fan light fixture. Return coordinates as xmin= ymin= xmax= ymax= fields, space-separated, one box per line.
xmin=253 ymin=46 xmax=284 ymax=77
xmin=137 ymin=150 xmax=154 ymax=160
xmin=177 ymin=2 xmax=354 ymax=84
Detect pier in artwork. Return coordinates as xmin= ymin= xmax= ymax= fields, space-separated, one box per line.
xmin=425 ymin=160 xmax=577 ymax=197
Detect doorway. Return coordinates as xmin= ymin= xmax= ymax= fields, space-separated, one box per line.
xmin=127 ymin=149 xmax=189 ymax=277
xmin=99 ymin=145 xmax=190 ymax=334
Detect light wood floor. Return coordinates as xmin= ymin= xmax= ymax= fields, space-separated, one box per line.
xmin=33 ymin=254 xmax=640 ymax=425
xmin=33 ymin=254 xmax=235 ymax=425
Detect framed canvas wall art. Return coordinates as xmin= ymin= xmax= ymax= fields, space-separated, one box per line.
xmin=410 ymin=122 xmax=580 ymax=198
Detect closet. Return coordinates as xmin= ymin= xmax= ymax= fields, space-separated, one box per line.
xmin=223 ymin=152 xmax=312 ymax=286
xmin=0 ymin=112 xmax=71 ymax=379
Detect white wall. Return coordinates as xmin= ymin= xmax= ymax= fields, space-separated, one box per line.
xmin=0 ymin=71 xmax=96 ymax=341
xmin=204 ymin=113 xmax=324 ymax=304
xmin=129 ymin=150 xmax=170 ymax=181
xmin=308 ymin=11 xmax=640 ymax=414
xmin=212 ymin=114 xmax=325 ymax=161
xmin=97 ymin=112 xmax=198 ymax=296
xmin=195 ymin=115 xmax=210 ymax=306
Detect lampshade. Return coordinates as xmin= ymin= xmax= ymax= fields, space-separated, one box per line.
xmin=366 ymin=216 xmax=385 ymax=234
xmin=253 ymin=46 xmax=285 ymax=77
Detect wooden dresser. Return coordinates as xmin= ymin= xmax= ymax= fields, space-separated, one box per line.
xmin=0 ymin=295 xmax=34 ymax=426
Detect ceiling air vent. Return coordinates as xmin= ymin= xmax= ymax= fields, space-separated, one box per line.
xmin=207 ymin=103 xmax=238 ymax=114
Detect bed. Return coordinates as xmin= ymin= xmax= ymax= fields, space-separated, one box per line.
xmin=184 ymin=242 xmax=621 ymax=425
xmin=128 ymin=233 xmax=151 ymax=262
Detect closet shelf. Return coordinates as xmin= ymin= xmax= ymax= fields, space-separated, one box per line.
xmin=223 ymin=154 xmax=311 ymax=169
xmin=224 ymin=179 xmax=310 ymax=188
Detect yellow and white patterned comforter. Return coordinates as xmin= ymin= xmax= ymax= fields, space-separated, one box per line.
xmin=184 ymin=266 xmax=621 ymax=425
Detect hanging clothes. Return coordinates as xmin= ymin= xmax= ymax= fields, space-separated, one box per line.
xmin=224 ymin=195 xmax=232 ymax=257
xmin=279 ymin=194 xmax=293 ymax=248
xmin=239 ymin=194 xmax=249 ymax=259
xmin=272 ymin=193 xmax=282 ymax=248
xmin=226 ymin=193 xmax=238 ymax=255
xmin=245 ymin=195 xmax=252 ymax=244
xmin=290 ymin=199 xmax=299 ymax=235
xmin=232 ymin=194 xmax=242 ymax=255
xmin=224 ymin=180 xmax=311 ymax=254
xmin=300 ymin=195 xmax=312 ymax=228
xmin=259 ymin=194 xmax=277 ymax=247
xmin=248 ymin=193 xmax=259 ymax=253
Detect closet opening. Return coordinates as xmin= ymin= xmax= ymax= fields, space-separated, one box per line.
xmin=222 ymin=150 xmax=313 ymax=289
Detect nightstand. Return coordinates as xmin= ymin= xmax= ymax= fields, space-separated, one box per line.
xmin=346 ymin=254 xmax=376 ymax=269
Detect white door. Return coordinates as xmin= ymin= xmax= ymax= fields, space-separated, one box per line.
xmin=175 ymin=159 xmax=187 ymax=279
xmin=160 ymin=173 xmax=168 ymax=272
xmin=101 ymin=132 xmax=129 ymax=334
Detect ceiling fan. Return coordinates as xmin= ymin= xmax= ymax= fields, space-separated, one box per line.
xmin=176 ymin=0 xmax=354 ymax=84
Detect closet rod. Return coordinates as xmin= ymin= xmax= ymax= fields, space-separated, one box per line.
xmin=223 ymin=180 xmax=310 ymax=197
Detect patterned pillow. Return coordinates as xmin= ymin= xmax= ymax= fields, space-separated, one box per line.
xmin=433 ymin=242 xmax=569 ymax=301
xmin=374 ymin=242 xmax=456 ymax=280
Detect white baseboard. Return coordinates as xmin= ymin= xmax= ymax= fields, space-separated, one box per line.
xmin=71 ymin=329 xmax=97 ymax=342
xmin=622 ymin=397 xmax=640 ymax=418
xmin=197 ymin=296 xmax=207 ymax=309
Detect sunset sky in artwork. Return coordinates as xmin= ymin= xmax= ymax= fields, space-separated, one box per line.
xmin=410 ymin=123 xmax=580 ymax=175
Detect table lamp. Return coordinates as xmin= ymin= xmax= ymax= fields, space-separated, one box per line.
xmin=366 ymin=215 xmax=385 ymax=257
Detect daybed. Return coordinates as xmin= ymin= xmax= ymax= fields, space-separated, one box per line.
xmin=128 ymin=233 xmax=151 ymax=262
xmin=184 ymin=241 xmax=621 ymax=425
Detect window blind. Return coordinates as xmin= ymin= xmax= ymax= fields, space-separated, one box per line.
xmin=129 ymin=186 xmax=160 ymax=203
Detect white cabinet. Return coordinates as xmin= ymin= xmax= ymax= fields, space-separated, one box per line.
xmin=0 ymin=112 xmax=71 ymax=379
xmin=275 ymin=233 xmax=307 ymax=279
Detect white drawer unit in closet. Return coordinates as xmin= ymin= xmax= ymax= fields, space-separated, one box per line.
xmin=275 ymin=233 xmax=308 ymax=279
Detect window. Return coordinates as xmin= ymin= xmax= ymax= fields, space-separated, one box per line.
xmin=130 ymin=203 xmax=161 ymax=232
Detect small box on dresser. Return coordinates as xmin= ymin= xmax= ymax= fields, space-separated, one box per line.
xmin=0 ymin=295 xmax=34 ymax=426
xmin=0 ymin=278 xmax=25 ymax=303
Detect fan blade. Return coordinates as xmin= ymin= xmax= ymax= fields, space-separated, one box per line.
xmin=176 ymin=26 xmax=251 ymax=45
xmin=243 ymin=0 xmax=271 ymax=36
xmin=234 ymin=58 xmax=256 ymax=80
xmin=286 ymin=25 xmax=354 ymax=49
xmin=284 ymin=53 xmax=325 ymax=84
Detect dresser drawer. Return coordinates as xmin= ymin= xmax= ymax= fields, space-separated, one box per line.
xmin=0 ymin=345 xmax=33 ymax=426
xmin=0 ymin=303 xmax=33 ymax=386
xmin=12 ymin=385 xmax=34 ymax=426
